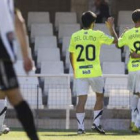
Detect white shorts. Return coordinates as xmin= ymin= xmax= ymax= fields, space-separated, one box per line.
xmin=74 ymin=77 xmax=104 ymax=96
xmin=128 ymin=71 xmax=140 ymax=93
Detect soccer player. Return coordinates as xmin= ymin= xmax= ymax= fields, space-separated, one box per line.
xmin=118 ymin=9 xmax=140 ymax=133
xmin=0 ymin=0 xmax=39 ymax=140
xmin=69 ymin=11 xmax=117 ymax=134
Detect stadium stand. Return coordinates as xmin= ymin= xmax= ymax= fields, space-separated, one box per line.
xmin=31 ymin=23 xmax=53 ymax=43
xmin=94 ymin=23 xmax=110 ymax=34
xmin=102 ymin=62 xmax=125 ymax=74
xmin=55 ymin=12 xmax=77 ymax=31
xmin=62 ymin=37 xmax=71 ymax=57
xmin=58 ymin=23 xmax=80 ymax=43
xmin=27 ymin=12 xmax=50 ymax=30
xmin=118 ymin=11 xmax=133 ymax=25
xmin=34 ymin=36 xmax=57 ymax=53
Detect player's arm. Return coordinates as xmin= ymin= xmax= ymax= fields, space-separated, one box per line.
xmin=15 ymin=9 xmax=33 ymax=73
xmin=130 ymin=51 xmax=140 ymax=59
xmin=69 ymin=53 xmax=74 ymax=71
xmin=106 ymin=17 xmax=118 ymax=44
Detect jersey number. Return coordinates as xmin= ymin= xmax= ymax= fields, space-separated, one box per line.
xmin=76 ymin=45 xmax=96 ymax=62
xmin=134 ymin=41 xmax=140 ymax=53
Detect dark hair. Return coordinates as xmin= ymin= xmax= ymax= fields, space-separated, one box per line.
xmin=81 ymin=11 xmax=97 ymax=28
xmin=132 ymin=9 xmax=140 ymax=23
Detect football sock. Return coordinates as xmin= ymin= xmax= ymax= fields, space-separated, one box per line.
xmin=135 ymin=98 xmax=140 ymax=128
xmin=131 ymin=95 xmax=139 ymax=123
xmin=14 ymin=101 xmax=39 ymax=140
xmin=93 ymin=109 xmax=103 ymax=126
xmin=76 ymin=113 xmax=85 ymax=130
xmin=0 ymin=99 xmax=7 ymax=132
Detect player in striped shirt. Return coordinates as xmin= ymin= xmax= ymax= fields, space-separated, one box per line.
xmin=0 ymin=0 xmax=39 ymax=140
xmin=69 ymin=11 xmax=118 ymax=134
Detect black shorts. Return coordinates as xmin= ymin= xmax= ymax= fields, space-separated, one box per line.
xmin=0 ymin=60 xmax=19 ymax=91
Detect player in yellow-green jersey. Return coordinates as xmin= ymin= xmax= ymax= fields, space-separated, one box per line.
xmin=118 ymin=9 xmax=140 ymax=133
xmin=69 ymin=11 xmax=118 ymax=134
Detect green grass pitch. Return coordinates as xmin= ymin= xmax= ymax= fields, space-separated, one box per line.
xmin=1 ymin=129 xmax=140 ymax=140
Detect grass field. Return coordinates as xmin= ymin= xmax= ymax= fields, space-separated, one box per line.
xmin=1 ymin=129 xmax=140 ymax=140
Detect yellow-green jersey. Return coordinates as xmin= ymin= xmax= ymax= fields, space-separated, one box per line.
xmin=118 ymin=27 xmax=140 ymax=72
xmin=69 ymin=29 xmax=114 ymax=79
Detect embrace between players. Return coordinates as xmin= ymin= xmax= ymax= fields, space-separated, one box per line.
xmin=69 ymin=10 xmax=140 ymax=134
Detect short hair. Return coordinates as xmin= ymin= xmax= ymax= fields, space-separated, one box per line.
xmin=132 ymin=9 xmax=140 ymax=23
xmin=81 ymin=11 xmax=97 ymax=28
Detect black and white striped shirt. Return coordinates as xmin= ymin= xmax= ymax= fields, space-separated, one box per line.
xmin=0 ymin=0 xmax=16 ymax=62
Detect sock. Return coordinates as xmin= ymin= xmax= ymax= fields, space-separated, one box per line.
xmin=135 ymin=98 xmax=140 ymax=128
xmin=14 ymin=101 xmax=39 ymax=140
xmin=76 ymin=113 xmax=85 ymax=130
xmin=0 ymin=99 xmax=7 ymax=132
xmin=93 ymin=110 xmax=103 ymax=126
xmin=131 ymin=95 xmax=139 ymax=123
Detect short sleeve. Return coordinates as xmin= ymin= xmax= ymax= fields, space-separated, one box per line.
xmin=0 ymin=0 xmax=14 ymax=34
xmin=118 ymin=33 xmax=127 ymax=48
xmin=68 ymin=35 xmax=75 ymax=53
xmin=99 ymin=31 xmax=114 ymax=45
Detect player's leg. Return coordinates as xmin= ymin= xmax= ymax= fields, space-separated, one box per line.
xmin=130 ymin=94 xmax=139 ymax=129
xmin=5 ymin=88 xmax=39 ymax=140
xmin=75 ymin=79 xmax=88 ymax=134
xmin=90 ymin=77 xmax=105 ymax=134
xmin=0 ymin=61 xmax=39 ymax=140
xmin=0 ymin=92 xmax=10 ymax=135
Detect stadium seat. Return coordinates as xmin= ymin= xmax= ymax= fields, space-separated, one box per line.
xmin=31 ymin=24 xmax=53 ymax=43
xmin=102 ymin=62 xmax=125 ymax=74
xmin=37 ymin=48 xmax=60 ymax=66
xmin=119 ymin=24 xmax=133 ymax=35
xmin=100 ymin=48 xmax=122 ymax=63
xmin=48 ymin=88 xmax=72 ymax=109
xmin=105 ymin=77 xmax=130 ymax=108
xmin=94 ymin=23 xmax=110 ymax=34
xmin=118 ymin=11 xmax=133 ymax=25
xmin=125 ymin=49 xmax=130 ymax=67
xmin=65 ymin=51 xmax=70 ymax=70
xmin=41 ymin=61 xmax=64 ymax=74
xmin=55 ymin=12 xmax=77 ymax=31
xmin=101 ymin=44 xmax=117 ymax=49
xmin=58 ymin=24 xmax=80 ymax=43
xmin=34 ymin=36 xmax=57 ymax=53
xmin=27 ymin=12 xmax=50 ymax=30
xmin=62 ymin=37 xmax=71 ymax=57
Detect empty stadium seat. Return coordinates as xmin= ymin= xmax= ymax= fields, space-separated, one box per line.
xmin=118 ymin=11 xmax=133 ymax=25
xmin=34 ymin=36 xmax=57 ymax=53
xmin=62 ymin=37 xmax=71 ymax=57
xmin=55 ymin=12 xmax=77 ymax=31
xmin=31 ymin=24 xmax=53 ymax=43
xmin=119 ymin=24 xmax=133 ymax=35
xmin=41 ymin=61 xmax=64 ymax=74
xmin=48 ymin=88 xmax=72 ymax=109
xmin=28 ymin=12 xmax=50 ymax=30
xmin=101 ymin=44 xmax=117 ymax=49
xmin=37 ymin=48 xmax=60 ymax=66
xmin=94 ymin=23 xmax=110 ymax=34
xmin=125 ymin=49 xmax=130 ymax=67
xmin=58 ymin=24 xmax=80 ymax=43
xmin=102 ymin=62 xmax=125 ymax=74
xmin=100 ymin=48 xmax=122 ymax=63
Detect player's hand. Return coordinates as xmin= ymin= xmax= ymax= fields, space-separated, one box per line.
xmin=23 ymin=57 xmax=33 ymax=73
xmin=130 ymin=50 xmax=140 ymax=58
xmin=105 ymin=17 xmax=114 ymax=29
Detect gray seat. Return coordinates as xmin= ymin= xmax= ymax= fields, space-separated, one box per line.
xmin=55 ymin=12 xmax=77 ymax=31
xmin=28 ymin=12 xmax=50 ymax=30
xmin=31 ymin=24 xmax=53 ymax=43
xmin=62 ymin=37 xmax=71 ymax=57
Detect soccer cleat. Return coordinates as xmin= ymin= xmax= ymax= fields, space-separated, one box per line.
xmin=77 ymin=129 xmax=85 ymax=135
xmin=130 ymin=122 xmax=135 ymax=129
xmin=0 ymin=125 xmax=10 ymax=135
xmin=131 ymin=125 xmax=139 ymax=133
xmin=91 ymin=124 xmax=105 ymax=134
